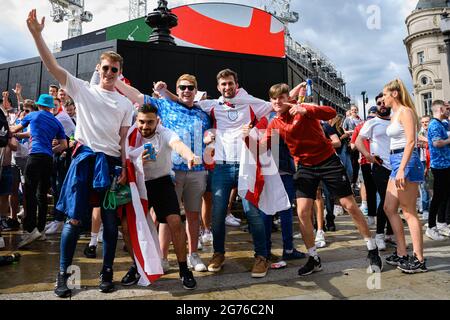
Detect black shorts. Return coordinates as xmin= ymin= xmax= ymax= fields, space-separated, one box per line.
xmin=145 ymin=175 xmax=181 ymax=223
xmin=294 ymin=154 xmax=353 ymax=200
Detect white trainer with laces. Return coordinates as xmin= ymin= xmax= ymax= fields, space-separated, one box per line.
xmin=201 ymin=231 xmax=213 ymax=245
xmin=426 ymin=227 xmax=446 ymax=241
xmin=315 ymin=230 xmax=326 ymax=248
xmin=437 ymin=223 xmax=450 ymax=237
xmin=18 ymin=228 xmax=41 ymax=248
xmin=367 ymin=216 xmax=376 ymax=227
xmin=45 ymin=221 xmax=64 ymax=235
xmin=375 ymin=234 xmax=386 ymax=251
xmin=188 ymin=252 xmax=207 ymax=272
xmin=229 ymin=213 xmax=241 ymax=223
xmin=225 ymin=214 xmax=240 ymax=227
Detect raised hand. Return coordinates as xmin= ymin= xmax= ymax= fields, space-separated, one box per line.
xmin=289 ymin=104 xmax=307 ymax=116
xmin=13 ymin=83 xmax=22 ymax=96
xmin=27 ymin=9 xmax=45 ymax=36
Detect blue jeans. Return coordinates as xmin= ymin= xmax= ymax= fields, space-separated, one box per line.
xmin=262 ymin=174 xmax=294 ymax=253
xmin=59 ymin=205 xmax=118 ymax=272
xmin=211 ymin=164 xmax=267 ymax=258
xmin=420 ymin=161 xmax=430 ymax=212
xmin=338 ymin=147 xmax=353 ymax=180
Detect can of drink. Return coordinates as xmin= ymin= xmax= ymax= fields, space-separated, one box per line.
xmin=271 ymin=260 xmax=287 ymax=269
xmin=114 ymin=166 xmax=122 ymax=177
xmin=144 ymin=143 xmax=156 ymax=160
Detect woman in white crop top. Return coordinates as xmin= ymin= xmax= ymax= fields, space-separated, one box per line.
xmin=382 ymin=79 xmax=427 ymax=273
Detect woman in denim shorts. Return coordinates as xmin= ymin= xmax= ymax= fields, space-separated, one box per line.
xmin=383 ymin=79 xmax=426 ymax=274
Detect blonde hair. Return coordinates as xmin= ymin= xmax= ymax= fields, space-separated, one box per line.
xmin=100 ymin=51 xmax=124 ymax=70
xmin=269 ymin=83 xmax=290 ymax=99
xmin=384 ymin=78 xmax=419 ymax=129
xmin=329 ymin=114 xmax=345 ymax=136
xmin=176 ymin=74 xmax=198 ymax=89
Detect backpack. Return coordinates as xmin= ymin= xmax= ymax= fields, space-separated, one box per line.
xmin=0 ymin=110 xmax=9 ymax=148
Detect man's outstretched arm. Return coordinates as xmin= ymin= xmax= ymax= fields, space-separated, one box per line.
xmin=27 ymin=9 xmax=67 ymax=86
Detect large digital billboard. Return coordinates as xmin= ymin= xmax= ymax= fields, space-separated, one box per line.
xmin=171 ymin=3 xmax=286 ymax=58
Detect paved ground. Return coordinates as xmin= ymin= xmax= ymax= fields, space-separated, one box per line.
xmin=1 ymin=213 xmax=450 ymax=300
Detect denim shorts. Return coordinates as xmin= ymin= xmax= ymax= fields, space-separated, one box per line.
xmin=389 ymin=150 xmax=424 ymax=183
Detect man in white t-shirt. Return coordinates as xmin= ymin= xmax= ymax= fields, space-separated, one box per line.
xmin=27 ymin=9 xmax=134 ymax=298
xmin=121 ymin=103 xmax=200 ymax=290
xmin=356 ymin=93 xmax=395 ymax=253
xmin=195 ymin=69 xmax=274 ymax=278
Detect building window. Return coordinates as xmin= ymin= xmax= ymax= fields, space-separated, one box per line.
xmin=420 ymin=76 xmax=429 ymax=85
xmin=418 ymin=51 xmax=425 ymax=64
xmin=422 ymin=92 xmax=432 ymax=115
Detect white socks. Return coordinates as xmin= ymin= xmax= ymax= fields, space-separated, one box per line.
xmin=89 ymin=233 xmax=98 ymax=247
xmin=308 ymin=246 xmax=318 ymax=258
xmin=365 ymin=238 xmax=377 ymax=251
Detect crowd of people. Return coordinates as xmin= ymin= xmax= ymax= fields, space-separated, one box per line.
xmin=0 ymin=9 xmax=450 ymax=298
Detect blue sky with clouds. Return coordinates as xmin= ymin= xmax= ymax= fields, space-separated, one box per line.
xmin=0 ymin=0 xmax=418 ymax=108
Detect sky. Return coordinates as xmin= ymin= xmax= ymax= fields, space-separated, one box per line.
xmin=0 ymin=0 xmax=419 ymax=109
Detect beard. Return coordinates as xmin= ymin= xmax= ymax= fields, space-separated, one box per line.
xmin=377 ymin=107 xmax=391 ymax=117
xmin=140 ymin=128 xmax=156 ymax=138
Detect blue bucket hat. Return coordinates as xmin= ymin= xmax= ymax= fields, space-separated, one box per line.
xmin=368 ymin=106 xmax=378 ymax=114
xmin=36 ymin=94 xmax=56 ymax=108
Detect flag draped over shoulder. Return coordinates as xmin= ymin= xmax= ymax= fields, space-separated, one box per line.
xmin=125 ymin=124 xmax=163 ymax=286
xmin=233 ymin=93 xmax=291 ymax=216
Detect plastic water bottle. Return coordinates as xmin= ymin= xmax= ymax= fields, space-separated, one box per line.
xmin=306 ymin=79 xmax=313 ymax=97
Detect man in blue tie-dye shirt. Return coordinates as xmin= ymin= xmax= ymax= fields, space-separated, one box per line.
xmin=115 ymin=74 xmax=211 ymax=273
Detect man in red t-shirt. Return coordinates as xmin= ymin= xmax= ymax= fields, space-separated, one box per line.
xmin=254 ymin=84 xmax=383 ymax=276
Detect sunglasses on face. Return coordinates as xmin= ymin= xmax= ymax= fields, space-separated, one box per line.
xmin=24 ymin=109 xmax=31 ymax=113
xmin=101 ymin=65 xmax=119 ymax=74
xmin=178 ymin=85 xmax=195 ymax=91
xmin=377 ymin=101 xmax=383 ymax=106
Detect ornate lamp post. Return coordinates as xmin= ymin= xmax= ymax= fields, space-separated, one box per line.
xmin=145 ymin=0 xmax=178 ymax=45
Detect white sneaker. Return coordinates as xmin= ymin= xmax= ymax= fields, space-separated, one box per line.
xmin=360 ymin=203 xmax=368 ymax=216
xmin=293 ymin=232 xmax=302 ymax=239
xmin=0 ymin=236 xmax=5 ymax=249
xmin=17 ymin=209 xmax=25 ymax=222
xmin=437 ymin=223 xmax=450 ymax=237
xmin=229 ymin=213 xmax=241 ymax=223
xmin=225 ymin=214 xmax=240 ymax=227
xmin=118 ymin=230 xmax=123 ymax=240
xmin=422 ymin=211 xmax=429 ymax=221
xmin=426 ymin=227 xmax=446 ymax=241
xmin=198 ymin=237 xmax=203 ymax=251
xmin=187 ymin=252 xmax=207 ymax=272
xmin=315 ymin=230 xmax=326 ymax=248
xmin=367 ymin=216 xmax=376 ymax=227
xmin=375 ymin=234 xmax=386 ymax=251
xmin=201 ymin=231 xmax=213 ymax=245
xmin=45 ymin=221 xmax=64 ymax=235
xmin=161 ymin=258 xmax=170 ymax=273
xmin=334 ymin=205 xmax=344 ymax=216
xmin=18 ymin=228 xmax=41 ymax=248
xmin=38 ymin=233 xmax=47 ymax=241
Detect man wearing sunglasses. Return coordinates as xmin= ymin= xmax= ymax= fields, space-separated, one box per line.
xmin=27 ymin=9 xmax=134 ymax=297
xmin=115 ymin=74 xmax=211 ymax=274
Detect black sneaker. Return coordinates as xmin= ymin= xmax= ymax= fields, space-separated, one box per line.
xmin=326 ymin=221 xmax=336 ymax=232
xmin=398 ymin=255 xmax=428 ymax=274
xmin=282 ymin=248 xmax=306 ymax=260
xmin=180 ymin=270 xmax=197 ymax=290
xmin=99 ymin=267 xmax=115 ymax=293
xmin=54 ymin=272 xmax=72 ymax=298
xmin=368 ymin=248 xmax=383 ymax=273
xmin=4 ymin=218 xmax=20 ymax=231
xmin=121 ymin=265 xmax=140 ymax=286
xmin=83 ymin=244 xmax=97 ymax=259
xmin=385 ymin=251 xmax=408 ymax=267
xmin=298 ymin=256 xmax=322 ymax=276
